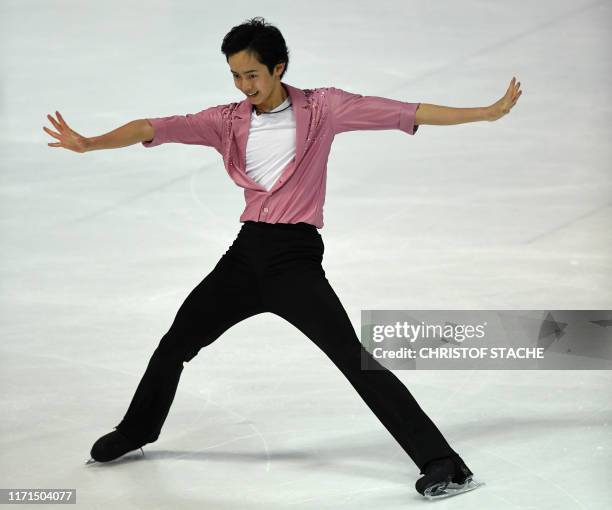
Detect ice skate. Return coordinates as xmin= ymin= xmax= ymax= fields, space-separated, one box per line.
xmin=415 ymin=456 xmax=485 ymax=500
xmin=86 ymin=428 xmax=151 ymax=464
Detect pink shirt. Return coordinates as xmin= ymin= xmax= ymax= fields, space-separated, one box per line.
xmin=142 ymin=82 xmax=420 ymax=228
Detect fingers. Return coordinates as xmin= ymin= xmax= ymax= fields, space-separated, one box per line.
xmin=47 ymin=111 xmax=71 ymax=132
xmin=44 ymin=112 xmax=70 ymax=148
xmin=514 ymin=83 xmax=522 ymax=102
xmin=56 ymin=111 xmax=69 ymax=129
xmin=46 ymin=114 xmax=61 ymax=131
xmin=509 ymin=77 xmax=522 ymax=103
xmin=494 ymin=77 xmax=522 ymax=119
xmin=512 ymin=90 xmax=522 ymax=106
xmin=46 ymin=113 xmax=67 ymax=137
xmin=43 ymin=126 xmax=61 ymax=140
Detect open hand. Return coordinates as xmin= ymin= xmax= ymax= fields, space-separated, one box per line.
xmin=488 ymin=77 xmax=522 ymax=121
xmin=43 ymin=111 xmax=89 ymax=153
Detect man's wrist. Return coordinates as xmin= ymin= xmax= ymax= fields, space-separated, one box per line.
xmin=83 ymin=137 xmax=96 ymax=152
xmin=483 ymin=105 xmax=494 ymax=122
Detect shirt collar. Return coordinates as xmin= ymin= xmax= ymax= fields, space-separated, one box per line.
xmin=233 ymin=82 xmax=305 ymax=119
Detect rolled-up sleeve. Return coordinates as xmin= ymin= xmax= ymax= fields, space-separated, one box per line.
xmin=326 ymin=87 xmax=420 ymax=136
xmin=141 ymin=105 xmax=224 ymax=150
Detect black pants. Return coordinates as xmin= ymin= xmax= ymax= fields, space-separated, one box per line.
xmin=115 ymin=220 xmax=459 ymax=473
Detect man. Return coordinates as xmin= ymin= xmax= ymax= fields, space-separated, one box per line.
xmin=44 ymin=16 xmax=521 ymax=501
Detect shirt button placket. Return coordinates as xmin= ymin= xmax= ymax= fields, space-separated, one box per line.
xmin=260 ymin=202 xmax=269 ymax=221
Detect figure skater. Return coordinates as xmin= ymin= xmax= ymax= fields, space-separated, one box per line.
xmin=44 ymin=16 xmax=521 ymax=500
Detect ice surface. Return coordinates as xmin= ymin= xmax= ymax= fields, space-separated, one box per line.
xmin=1 ymin=1 xmax=611 ymax=509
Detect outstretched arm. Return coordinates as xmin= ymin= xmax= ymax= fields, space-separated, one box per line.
xmin=44 ymin=106 xmax=224 ymax=153
xmin=415 ymin=77 xmax=522 ymax=125
xmin=44 ymin=111 xmax=153 ymax=152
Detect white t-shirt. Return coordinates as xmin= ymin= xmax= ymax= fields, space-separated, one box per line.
xmin=245 ymin=96 xmax=296 ymax=191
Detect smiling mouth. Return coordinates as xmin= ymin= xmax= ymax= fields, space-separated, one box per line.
xmin=246 ymin=91 xmax=258 ymax=97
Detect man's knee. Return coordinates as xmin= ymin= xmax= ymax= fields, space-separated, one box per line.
xmin=154 ymin=331 xmax=201 ymax=365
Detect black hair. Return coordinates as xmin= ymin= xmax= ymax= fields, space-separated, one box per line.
xmin=221 ymin=17 xmax=289 ymax=80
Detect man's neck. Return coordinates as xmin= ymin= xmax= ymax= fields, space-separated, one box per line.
xmin=255 ymin=85 xmax=288 ymax=115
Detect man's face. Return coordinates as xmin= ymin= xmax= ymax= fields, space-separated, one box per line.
xmin=228 ymin=50 xmax=283 ymax=104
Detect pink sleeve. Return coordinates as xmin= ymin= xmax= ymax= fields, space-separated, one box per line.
xmin=141 ymin=105 xmax=224 ymax=150
xmin=325 ymin=87 xmax=420 ymax=136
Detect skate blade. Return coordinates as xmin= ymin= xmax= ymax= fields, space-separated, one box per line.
xmin=423 ymin=478 xmax=485 ymax=500
xmin=84 ymin=448 xmax=145 ymax=466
